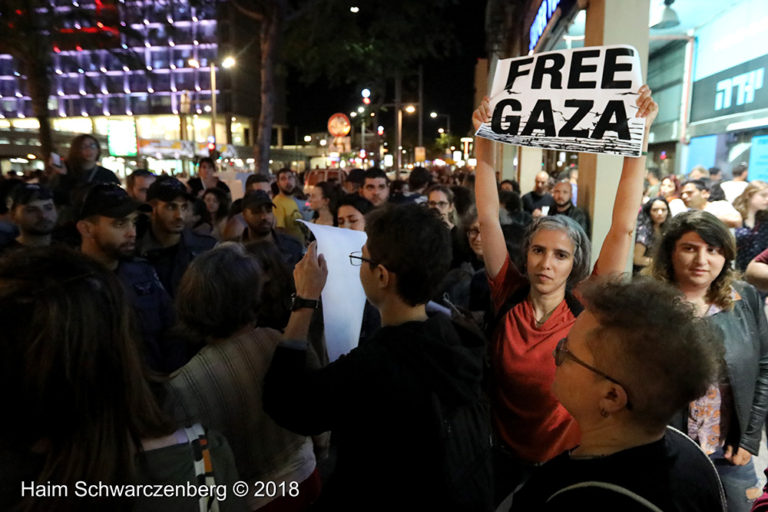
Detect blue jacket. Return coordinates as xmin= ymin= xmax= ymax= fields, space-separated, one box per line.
xmin=116 ymin=259 xmax=184 ymax=373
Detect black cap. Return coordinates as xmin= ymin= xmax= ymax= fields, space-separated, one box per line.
xmin=78 ymin=183 xmax=151 ymax=220
xmin=241 ymin=190 xmax=275 ymax=211
xmin=346 ymin=169 xmax=365 ymax=185
xmin=7 ymin=183 xmax=53 ymax=209
xmin=146 ymin=177 xmax=194 ymax=202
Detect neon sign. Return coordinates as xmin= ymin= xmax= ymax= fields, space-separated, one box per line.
xmin=529 ymin=0 xmax=561 ymax=52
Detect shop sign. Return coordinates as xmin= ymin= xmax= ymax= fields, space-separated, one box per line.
xmin=476 ymin=45 xmax=645 ymax=157
xmin=138 ymin=139 xmax=194 ymax=158
xmin=691 ymin=54 xmax=768 ymax=123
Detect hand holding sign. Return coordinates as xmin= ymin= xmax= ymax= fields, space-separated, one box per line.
xmin=635 ymin=84 xmax=658 ymax=134
xmin=476 ymin=45 xmax=652 ymax=157
xmin=294 ymin=241 xmax=328 ymax=301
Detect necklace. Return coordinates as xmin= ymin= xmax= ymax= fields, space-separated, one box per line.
xmin=535 ymin=304 xmax=559 ymax=326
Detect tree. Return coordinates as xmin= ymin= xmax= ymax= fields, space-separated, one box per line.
xmin=0 ymin=1 xmax=138 ymax=168
xmin=282 ymin=0 xmax=458 ymax=87
xmin=229 ymin=0 xmax=292 ymax=176
xmin=231 ymin=0 xmax=458 ymax=175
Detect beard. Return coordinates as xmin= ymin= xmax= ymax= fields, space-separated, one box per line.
xmin=249 ymin=220 xmax=272 ymax=237
xmin=102 ymin=241 xmax=136 ymax=260
xmin=24 ymin=221 xmax=55 ymax=236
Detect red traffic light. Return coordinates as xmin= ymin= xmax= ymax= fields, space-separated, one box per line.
xmin=362 ymin=97 xmax=371 ymax=105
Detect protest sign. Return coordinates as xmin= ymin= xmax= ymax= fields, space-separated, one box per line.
xmin=300 ymin=221 xmax=368 ymax=362
xmin=475 ymin=45 xmax=645 ymax=157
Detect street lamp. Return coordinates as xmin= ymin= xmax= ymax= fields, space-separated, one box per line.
xmin=430 ymin=111 xmax=451 ymax=134
xmin=188 ymin=56 xmax=236 ymax=147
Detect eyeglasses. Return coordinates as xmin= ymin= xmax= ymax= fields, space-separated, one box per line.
xmin=467 ymin=228 xmax=481 ymax=238
xmin=427 ymin=200 xmax=449 ymax=209
xmin=553 ymin=338 xmax=633 ymax=410
xmin=349 ymin=251 xmax=377 ymax=267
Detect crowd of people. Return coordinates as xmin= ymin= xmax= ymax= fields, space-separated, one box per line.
xmin=2 ymin=85 xmax=768 ymax=512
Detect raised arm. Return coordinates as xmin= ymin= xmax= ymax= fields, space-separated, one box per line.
xmin=593 ymin=85 xmax=658 ymax=276
xmin=472 ymin=97 xmax=510 ymax=279
xmin=746 ymin=250 xmax=768 ymax=292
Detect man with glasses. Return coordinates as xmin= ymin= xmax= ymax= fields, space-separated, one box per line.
xmin=264 ymin=204 xmax=491 ymax=509
xmin=76 ymin=183 xmax=180 ymax=373
xmin=510 ymin=277 xmax=726 ymax=511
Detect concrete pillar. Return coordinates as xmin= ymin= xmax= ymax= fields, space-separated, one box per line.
xmin=500 ymin=143 xmax=518 ymax=182
xmin=518 ymin=146 xmax=543 ymax=196
xmin=581 ymin=0 xmax=649 ymax=268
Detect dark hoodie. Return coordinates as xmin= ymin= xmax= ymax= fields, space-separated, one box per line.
xmin=264 ymin=313 xmax=487 ymax=510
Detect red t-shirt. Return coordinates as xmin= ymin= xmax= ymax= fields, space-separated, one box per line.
xmin=753 ymin=247 xmax=768 ymax=265
xmin=488 ymin=254 xmax=581 ymax=463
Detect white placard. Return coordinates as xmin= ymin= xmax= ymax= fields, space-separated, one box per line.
xmin=300 ymin=221 xmax=369 ymax=362
xmin=476 ymin=45 xmax=646 ymax=157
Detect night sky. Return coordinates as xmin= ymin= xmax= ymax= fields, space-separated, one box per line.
xmin=284 ymin=0 xmax=488 ymax=147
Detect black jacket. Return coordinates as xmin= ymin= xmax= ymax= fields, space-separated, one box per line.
xmin=138 ymin=228 xmax=216 ymax=297
xmin=264 ymin=313 xmax=487 ymax=510
xmin=671 ymin=281 xmax=768 ymax=455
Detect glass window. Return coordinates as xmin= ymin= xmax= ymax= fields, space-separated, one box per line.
xmin=129 ymin=73 xmax=148 ymax=91
xmin=153 ymin=72 xmax=171 ymax=91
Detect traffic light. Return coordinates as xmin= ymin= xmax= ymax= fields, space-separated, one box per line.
xmin=207 ymin=142 xmax=217 ymax=158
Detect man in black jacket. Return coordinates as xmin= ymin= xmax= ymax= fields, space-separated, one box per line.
xmin=551 ymin=180 xmax=590 ymax=237
xmin=264 ymin=204 xmax=491 ymax=510
xmin=137 ymin=177 xmax=216 ymax=297
xmin=76 ymin=183 xmax=182 ymax=372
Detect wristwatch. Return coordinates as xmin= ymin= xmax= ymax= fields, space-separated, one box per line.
xmin=291 ymin=293 xmax=320 ymax=311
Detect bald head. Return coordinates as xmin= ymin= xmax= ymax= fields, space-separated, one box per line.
xmin=534 ymin=172 xmax=549 ymax=195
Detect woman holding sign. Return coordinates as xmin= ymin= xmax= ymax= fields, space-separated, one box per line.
xmin=472 ymin=85 xmax=657 ymax=501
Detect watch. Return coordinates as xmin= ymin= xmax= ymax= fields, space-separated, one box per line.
xmin=291 ymin=293 xmax=320 ymax=311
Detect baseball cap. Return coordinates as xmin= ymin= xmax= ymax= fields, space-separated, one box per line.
xmin=7 ymin=183 xmax=53 ymax=210
xmin=146 ymin=177 xmax=194 ymax=203
xmin=346 ymin=169 xmax=365 ymax=185
xmin=241 ymin=190 xmax=275 ymax=211
xmin=77 ymin=183 xmax=151 ymax=220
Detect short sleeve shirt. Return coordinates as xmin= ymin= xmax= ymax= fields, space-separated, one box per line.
xmin=488 ymin=254 xmax=581 ymax=463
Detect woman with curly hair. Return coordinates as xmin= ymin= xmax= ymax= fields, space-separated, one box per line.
xmin=649 ymin=210 xmax=768 ymax=512
xmin=633 ymin=196 xmax=670 ymax=274
xmin=733 ymin=181 xmax=768 ymax=271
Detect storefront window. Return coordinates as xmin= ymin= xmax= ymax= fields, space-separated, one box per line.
xmin=136 ymin=115 xmax=180 ymax=140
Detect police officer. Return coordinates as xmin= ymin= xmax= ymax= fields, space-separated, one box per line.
xmin=76 ymin=182 xmax=184 ymax=373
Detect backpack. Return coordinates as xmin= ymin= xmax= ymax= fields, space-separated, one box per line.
xmin=430 ymin=389 xmax=494 ymax=511
xmin=428 ymin=314 xmax=494 ymax=511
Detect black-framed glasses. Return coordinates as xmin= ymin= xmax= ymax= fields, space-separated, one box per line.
xmin=349 ymin=251 xmax=377 ymax=267
xmin=427 ymin=200 xmax=449 ymax=209
xmin=467 ymin=227 xmax=481 ymax=238
xmin=553 ymin=338 xmax=633 ymax=410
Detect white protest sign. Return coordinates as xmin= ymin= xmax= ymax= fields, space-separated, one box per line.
xmin=476 ymin=45 xmax=646 ymax=157
xmin=299 ymin=221 xmax=368 ymax=362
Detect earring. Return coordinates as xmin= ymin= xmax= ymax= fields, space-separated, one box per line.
xmin=600 ymin=408 xmax=609 ymax=418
